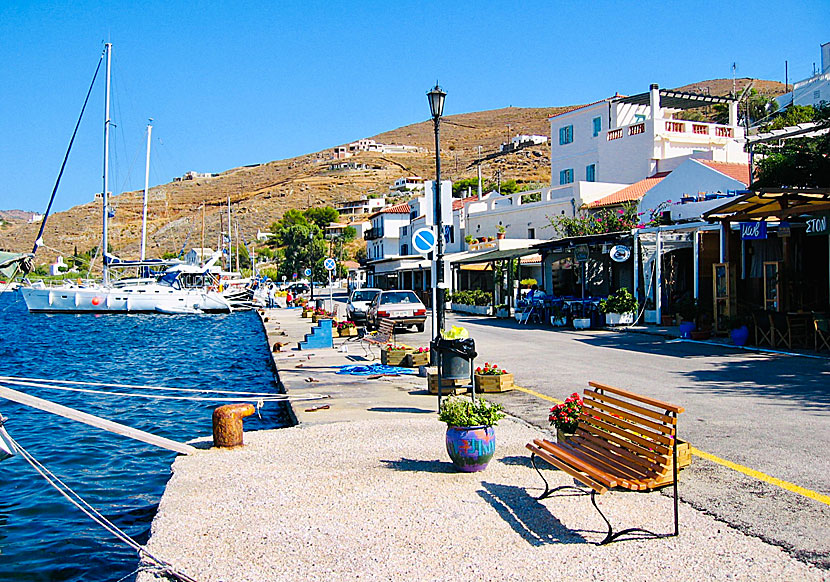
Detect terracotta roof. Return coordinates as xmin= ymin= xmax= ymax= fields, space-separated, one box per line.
xmin=369 ymin=202 xmax=411 ymax=218
xmin=548 ymin=95 xmax=625 ymax=120
xmin=585 ymin=173 xmax=670 ymax=208
xmin=452 ymin=195 xmax=479 ymax=210
xmin=342 ymin=260 xmax=360 ymax=270
xmin=696 ymin=160 xmax=750 ymax=185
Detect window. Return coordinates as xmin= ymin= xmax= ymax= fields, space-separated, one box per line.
xmin=592 ymin=117 xmax=602 ymax=137
xmin=528 ymin=227 xmax=536 ymax=239
xmin=400 ymin=225 xmax=408 ymax=236
xmin=559 ymin=125 xmax=574 ymax=145
xmin=559 ymin=168 xmax=574 ymax=185
xmin=586 ymin=164 xmax=596 ymax=182
xmin=814 ymin=90 xmax=822 ymax=101
xmin=400 ymin=244 xmax=408 ymax=255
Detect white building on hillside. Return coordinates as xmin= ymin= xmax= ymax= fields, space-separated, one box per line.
xmin=335 ymin=196 xmax=385 ymax=218
xmin=776 ymin=42 xmax=830 ymax=110
xmin=365 ymin=203 xmax=412 ymax=262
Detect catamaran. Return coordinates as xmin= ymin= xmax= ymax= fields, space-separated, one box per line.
xmin=20 ymin=44 xmax=231 ymax=314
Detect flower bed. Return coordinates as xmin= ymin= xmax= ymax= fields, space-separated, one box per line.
xmin=381 ymin=344 xmax=414 ymax=366
xmin=473 ymin=362 xmax=514 ymax=393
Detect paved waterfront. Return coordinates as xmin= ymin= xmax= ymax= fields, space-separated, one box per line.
xmin=137 ymin=308 xmax=829 ymax=581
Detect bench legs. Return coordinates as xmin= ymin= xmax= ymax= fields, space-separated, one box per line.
xmin=530 ymin=452 xmax=681 ymax=545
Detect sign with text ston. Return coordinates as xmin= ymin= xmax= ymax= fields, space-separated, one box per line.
xmin=740 ymin=221 xmax=767 ymax=240
xmin=806 ymin=213 xmax=830 ymax=237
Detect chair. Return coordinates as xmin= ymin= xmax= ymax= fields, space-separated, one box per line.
xmin=769 ymin=311 xmax=792 ymax=350
xmin=752 ymin=311 xmax=773 ymax=347
xmin=815 ymin=318 xmax=830 ymax=352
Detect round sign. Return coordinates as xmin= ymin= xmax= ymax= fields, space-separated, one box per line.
xmin=303 ymin=268 xmax=312 ymax=277
xmin=411 ymin=227 xmax=436 ymax=255
xmin=324 ymin=257 xmax=336 ymax=271
xmin=282 ymin=275 xmax=287 ymax=281
xmin=609 ymin=245 xmax=631 ymax=262
xmin=292 ymin=273 xmax=298 ymax=279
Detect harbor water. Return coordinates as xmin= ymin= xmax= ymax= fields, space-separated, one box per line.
xmin=0 ymin=293 xmax=290 ymax=581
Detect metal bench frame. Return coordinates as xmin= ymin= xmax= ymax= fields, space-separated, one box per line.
xmin=360 ymin=318 xmax=395 ymax=359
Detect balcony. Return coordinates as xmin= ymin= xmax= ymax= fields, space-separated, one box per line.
xmin=364 ymin=227 xmax=384 ymax=241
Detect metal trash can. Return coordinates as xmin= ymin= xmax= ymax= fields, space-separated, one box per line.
xmin=432 ymin=337 xmax=477 ymax=380
xmin=315 ymin=299 xmax=325 ymax=309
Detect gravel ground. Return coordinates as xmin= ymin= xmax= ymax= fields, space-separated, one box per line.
xmin=137 ymin=417 xmax=825 ymax=582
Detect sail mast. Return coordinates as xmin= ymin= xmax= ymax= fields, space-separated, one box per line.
xmin=102 ymin=43 xmax=112 ymax=284
xmin=140 ymin=121 xmax=152 ymax=261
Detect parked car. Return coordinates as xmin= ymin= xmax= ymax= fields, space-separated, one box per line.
xmin=347 ymin=288 xmax=381 ymax=323
xmin=366 ymin=290 xmax=427 ymax=332
xmin=287 ymin=282 xmax=310 ymax=295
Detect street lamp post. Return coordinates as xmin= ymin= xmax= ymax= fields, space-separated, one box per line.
xmin=309 ymin=231 xmax=315 ymax=304
xmin=427 ymin=84 xmax=446 ymax=404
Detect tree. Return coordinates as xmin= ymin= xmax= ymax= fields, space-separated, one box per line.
xmin=764 ymin=105 xmax=816 ymax=131
xmin=452 ymin=178 xmax=481 ymax=198
xmin=304 ymin=206 xmax=339 ymax=229
xmin=341 ymin=226 xmax=357 ymax=242
xmin=548 ymin=203 xmax=639 ymax=237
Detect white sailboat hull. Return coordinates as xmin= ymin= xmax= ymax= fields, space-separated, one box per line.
xmin=21 ymin=283 xmax=231 ymax=313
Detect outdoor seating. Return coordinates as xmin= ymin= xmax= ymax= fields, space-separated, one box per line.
xmin=360 ymin=318 xmax=395 ymax=359
xmin=770 ymin=311 xmax=792 ymax=350
xmin=815 ymin=317 xmax=830 ymax=352
xmin=752 ymin=311 xmax=773 ymax=347
xmin=526 ymin=381 xmax=684 ymax=544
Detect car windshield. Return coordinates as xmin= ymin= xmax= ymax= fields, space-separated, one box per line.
xmin=380 ymin=291 xmax=420 ymax=305
xmin=352 ymin=290 xmax=379 ymax=302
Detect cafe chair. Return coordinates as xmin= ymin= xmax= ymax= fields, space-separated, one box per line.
xmin=752 ymin=311 xmax=773 ymax=347
xmin=770 ymin=311 xmax=792 ymax=350
xmin=815 ymin=317 xmax=830 ymax=352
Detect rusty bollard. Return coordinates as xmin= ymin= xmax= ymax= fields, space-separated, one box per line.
xmin=212 ymin=403 xmax=256 ymax=448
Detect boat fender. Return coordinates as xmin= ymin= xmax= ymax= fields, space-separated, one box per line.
xmin=212 ymin=403 xmax=255 ymax=448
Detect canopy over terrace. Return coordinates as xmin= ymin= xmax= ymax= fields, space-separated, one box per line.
xmin=702 ymin=188 xmax=830 ymax=316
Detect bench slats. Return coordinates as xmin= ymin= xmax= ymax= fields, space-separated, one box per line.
xmin=577 ymin=420 xmax=671 ymax=464
xmin=533 ymin=439 xmax=618 ymax=489
xmin=558 ymin=441 xmax=646 ymax=490
xmin=585 ymin=397 xmax=675 ymax=436
xmin=589 ymin=381 xmax=684 ymax=414
xmin=573 ymin=431 xmax=664 ymax=473
xmin=579 ymin=415 xmax=672 ymax=457
xmin=527 ymin=442 xmax=611 ymax=494
xmin=584 ymin=390 xmax=677 ymax=425
xmin=566 ymin=436 xmax=656 ymax=482
xmin=582 ymin=405 xmax=675 ymax=447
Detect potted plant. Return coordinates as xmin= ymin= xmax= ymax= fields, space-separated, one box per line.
xmin=464 ymin=234 xmax=474 ymax=246
xmin=337 ymin=320 xmax=357 ymax=337
xmin=381 ymin=343 xmax=414 ymax=366
xmin=494 ymin=304 xmax=510 ymax=318
xmin=549 ymin=303 xmax=567 ymax=327
xmin=675 ymin=297 xmax=699 ymax=339
xmin=599 ymin=288 xmax=637 ymax=326
xmin=725 ymin=314 xmax=750 ymax=347
xmin=496 ymin=225 xmax=506 ymax=240
xmin=311 ymin=307 xmax=332 ymax=323
xmin=404 ymin=346 xmax=430 ymax=367
xmin=474 ymin=362 xmax=514 ymax=393
xmin=548 ymin=392 xmax=583 ymax=442
xmin=439 ymin=396 xmax=506 ymax=472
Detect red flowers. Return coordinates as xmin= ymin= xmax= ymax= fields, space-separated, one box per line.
xmin=476 ymin=362 xmax=507 ymax=376
xmin=548 ymin=392 xmax=583 ymax=433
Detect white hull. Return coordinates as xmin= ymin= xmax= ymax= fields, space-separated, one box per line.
xmin=21 ymin=282 xmax=231 ymax=313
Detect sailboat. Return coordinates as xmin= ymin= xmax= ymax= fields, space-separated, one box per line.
xmin=20 ymin=44 xmax=231 ymax=314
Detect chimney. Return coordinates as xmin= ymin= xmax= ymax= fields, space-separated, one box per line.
xmin=822 ymin=42 xmax=830 ymax=74
xmin=649 ymin=84 xmax=660 ymax=118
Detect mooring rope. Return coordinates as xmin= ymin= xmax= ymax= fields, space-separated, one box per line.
xmin=0 ymin=379 xmax=328 ymax=403
xmin=6 ymin=433 xmax=199 ymax=582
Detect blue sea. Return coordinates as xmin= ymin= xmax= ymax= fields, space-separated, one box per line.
xmin=0 ymin=293 xmax=290 ymax=581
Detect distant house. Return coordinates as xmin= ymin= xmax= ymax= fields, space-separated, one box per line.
xmin=332 ymin=138 xmax=421 ymax=159
xmin=335 ymin=196 xmax=385 ymax=218
xmin=777 ymin=41 xmax=830 ymax=110
xmin=174 ymin=171 xmax=213 ymax=182
xmin=185 ymin=247 xmax=214 ymax=265
xmin=391 ymin=176 xmax=424 ymax=192
xmin=500 ymin=134 xmax=548 ymax=152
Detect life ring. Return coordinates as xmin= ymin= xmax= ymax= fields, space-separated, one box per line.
xmin=91 ymin=296 xmax=102 ymax=306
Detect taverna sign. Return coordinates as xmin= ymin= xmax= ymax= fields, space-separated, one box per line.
xmin=740 ymin=222 xmax=767 ymax=240
xmin=609 ymin=245 xmax=631 ymax=262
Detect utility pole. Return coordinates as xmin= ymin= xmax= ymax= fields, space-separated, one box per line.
xmin=477 ymin=146 xmax=483 ymax=199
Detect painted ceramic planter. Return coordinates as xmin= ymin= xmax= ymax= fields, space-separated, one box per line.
xmin=678 ymin=321 xmax=696 ymax=339
xmin=605 ymin=312 xmax=634 ymax=326
xmin=731 ymin=325 xmax=749 ymax=346
xmin=445 ymin=425 xmax=496 ymax=472
xmin=573 ymin=318 xmax=591 ymax=330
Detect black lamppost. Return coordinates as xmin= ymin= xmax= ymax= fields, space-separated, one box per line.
xmin=427 ymin=84 xmax=447 ymax=338
xmin=308 ymin=231 xmax=315 ymax=303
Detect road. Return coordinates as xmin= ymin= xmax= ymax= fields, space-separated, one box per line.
xmin=342 ymin=299 xmax=830 ymax=569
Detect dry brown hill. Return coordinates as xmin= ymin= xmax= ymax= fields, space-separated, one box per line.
xmin=0 ymin=78 xmax=787 ymax=267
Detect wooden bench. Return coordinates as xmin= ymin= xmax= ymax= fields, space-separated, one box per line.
xmin=360 ymin=318 xmax=395 ymax=359
xmin=526 ymin=381 xmax=685 ymax=545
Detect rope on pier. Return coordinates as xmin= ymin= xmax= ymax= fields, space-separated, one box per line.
xmin=5 ymin=431 xmax=199 ymax=582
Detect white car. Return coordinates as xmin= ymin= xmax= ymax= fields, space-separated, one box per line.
xmin=346 ymin=288 xmax=381 ymax=323
xmin=366 ymin=290 xmax=427 ymax=332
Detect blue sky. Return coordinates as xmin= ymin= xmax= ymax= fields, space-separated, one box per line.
xmin=1 ymin=1 xmax=828 ymax=212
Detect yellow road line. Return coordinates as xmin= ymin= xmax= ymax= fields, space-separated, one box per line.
xmin=513 ymin=385 xmax=830 ymax=506
xmin=690 ymin=447 xmax=830 ymax=506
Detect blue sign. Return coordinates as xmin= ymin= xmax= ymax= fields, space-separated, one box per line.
xmin=303 ymin=268 xmax=312 ymax=277
xmin=740 ymin=222 xmax=767 ymax=240
xmin=411 ymin=227 xmax=437 ymax=255
xmin=324 ymin=257 xmax=336 ymax=271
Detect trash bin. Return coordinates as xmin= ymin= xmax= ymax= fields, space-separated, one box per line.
xmin=315 ymin=299 xmax=325 ymax=309
xmin=432 ymin=337 xmax=477 ymax=380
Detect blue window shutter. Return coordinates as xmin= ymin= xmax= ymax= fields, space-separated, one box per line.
xmin=559 ymin=127 xmax=565 ymax=145
xmin=593 ymin=117 xmax=601 ymax=137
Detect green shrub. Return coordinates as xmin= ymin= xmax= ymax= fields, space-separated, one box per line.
xmin=599 ymin=288 xmax=638 ymax=314
xmin=451 ymin=290 xmax=493 ymax=306
xmin=438 ymin=396 xmax=505 ymax=427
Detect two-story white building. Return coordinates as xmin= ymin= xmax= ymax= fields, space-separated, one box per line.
xmin=777 ymin=42 xmax=830 ymax=110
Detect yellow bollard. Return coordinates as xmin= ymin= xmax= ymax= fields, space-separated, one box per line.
xmin=212 ymin=403 xmax=256 ymax=448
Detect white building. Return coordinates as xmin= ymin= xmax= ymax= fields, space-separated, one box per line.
xmin=49 ymin=256 xmax=67 ymax=276
xmin=185 ymin=247 xmax=214 ymax=265
xmin=365 ymin=203 xmax=412 ymax=262
xmin=777 ymin=42 xmax=830 ymax=110
xmin=335 ymin=196 xmax=386 ymax=218
xmin=501 ymin=134 xmax=549 ymax=152
xmin=391 ymin=176 xmax=425 ymax=192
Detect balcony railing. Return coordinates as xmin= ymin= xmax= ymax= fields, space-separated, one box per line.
xmin=607 ymin=128 xmax=623 ymax=141
xmin=364 ymin=227 xmax=384 ymax=241
xmin=715 ymin=126 xmax=733 ymax=138
xmin=628 ymin=123 xmax=645 ymax=136
xmin=692 ymin=124 xmax=709 ymax=135
xmin=666 ymin=121 xmax=685 ymax=133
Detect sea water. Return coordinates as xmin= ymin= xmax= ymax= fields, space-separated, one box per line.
xmin=0 ymin=293 xmax=290 ymax=581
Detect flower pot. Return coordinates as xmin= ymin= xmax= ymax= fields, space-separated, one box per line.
xmin=689 ymin=329 xmax=711 ymax=341
xmin=556 ymin=428 xmax=575 ymax=443
xmin=678 ymin=321 xmax=696 ymax=339
xmin=550 ymin=316 xmax=567 ymax=327
xmin=446 ymin=425 xmax=496 ymax=472
xmin=573 ymin=317 xmax=591 ymax=330
xmin=496 ymin=231 xmax=506 ymax=240
xmin=731 ymin=325 xmax=749 ymax=347
xmin=404 ymin=352 xmax=430 ymax=367
xmin=474 ymin=372 xmax=514 ymax=393
xmin=302 ymin=310 xmax=311 ymax=318
xmin=381 ymin=349 xmax=412 ymax=366
xmin=604 ymin=312 xmax=634 ymax=326
xmin=338 ymin=327 xmax=357 ymax=337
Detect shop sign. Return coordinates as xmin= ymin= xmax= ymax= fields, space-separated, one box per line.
xmin=778 ymin=221 xmax=791 ymax=237
xmin=609 ymin=245 xmax=631 ymax=262
xmin=806 ymin=213 xmax=830 ymax=237
xmin=574 ymin=244 xmax=590 ymax=262
xmin=740 ymin=221 xmax=767 ymax=240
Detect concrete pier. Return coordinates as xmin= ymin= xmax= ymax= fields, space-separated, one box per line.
xmin=137 ymin=308 xmax=824 ymax=581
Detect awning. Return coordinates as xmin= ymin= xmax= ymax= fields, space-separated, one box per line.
xmin=613 ymin=89 xmax=735 ymax=109
xmin=450 ymin=239 xmax=544 ymax=265
xmin=703 ymin=188 xmax=830 ymax=221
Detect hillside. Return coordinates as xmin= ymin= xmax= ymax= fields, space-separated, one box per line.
xmin=0 ymin=78 xmax=787 ymax=268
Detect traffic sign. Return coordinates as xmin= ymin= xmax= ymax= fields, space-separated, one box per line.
xmin=324 ymin=257 xmax=336 ymax=271
xmin=303 ymin=268 xmax=312 ymax=277
xmin=292 ymin=272 xmax=297 ymax=279
xmin=411 ymin=227 xmax=436 ymax=255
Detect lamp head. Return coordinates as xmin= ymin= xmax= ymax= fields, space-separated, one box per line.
xmin=427 ymin=84 xmax=447 ymax=119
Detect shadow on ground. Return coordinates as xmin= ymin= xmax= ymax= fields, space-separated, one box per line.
xmin=380 ymin=458 xmax=456 ymax=473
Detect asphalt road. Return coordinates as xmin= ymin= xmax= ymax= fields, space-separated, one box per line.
xmin=352 ymin=304 xmax=830 ymax=569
